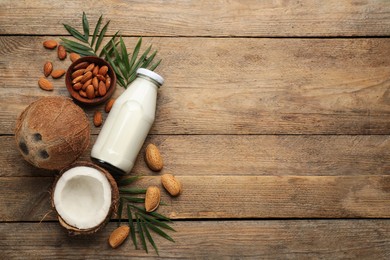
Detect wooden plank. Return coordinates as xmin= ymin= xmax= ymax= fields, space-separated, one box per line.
xmin=0 ymin=176 xmax=388 ymax=221
xmin=1 ymin=1 xmax=390 ymax=36
xmin=2 ymin=135 xmax=390 ymax=178
xmin=0 ymin=220 xmax=389 ymax=258
xmin=2 ymin=37 xmax=390 ymax=134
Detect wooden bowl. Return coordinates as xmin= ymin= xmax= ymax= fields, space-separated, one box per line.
xmin=65 ymin=56 xmax=116 ymax=106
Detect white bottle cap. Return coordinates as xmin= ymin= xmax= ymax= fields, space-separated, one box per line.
xmin=136 ymin=68 xmax=164 ymax=86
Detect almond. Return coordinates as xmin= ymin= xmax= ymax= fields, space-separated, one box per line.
xmin=92 ymin=65 xmax=99 ymax=76
xmin=105 ymin=76 xmax=111 ymax=89
xmin=145 ymin=144 xmax=163 ymax=171
xmin=161 ymin=173 xmax=182 ymax=197
xmin=145 ymin=186 xmax=161 ymax=212
xmin=80 ymin=71 xmax=92 ymax=83
xmin=72 ymin=69 xmax=85 ymax=79
xmin=98 ymin=81 xmax=107 ymax=96
xmin=79 ymin=90 xmax=87 ymax=98
xmin=105 ymin=99 xmax=115 ymax=113
xmin=72 ymin=75 xmax=83 ymax=84
xmin=43 ymin=40 xmax=58 ymax=49
xmin=43 ymin=61 xmax=53 ymax=77
xmin=96 ymin=74 xmax=106 ymax=82
xmin=51 ymin=69 xmax=66 ymax=79
xmin=57 ymin=45 xmax=67 ymax=60
xmin=93 ymin=111 xmax=102 ymax=126
xmin=69 ymin=53 xmax=81 ymax=62
xmin=38 ymin=77 xmax=53 ymax=91
xmin=108 ymin=226 xmax=130 ymax=249
xmin=73 ymin=82 xmax=83 ymax=91
xmin=74 ymin=62 xmax=89 ymax=70
xmin=92 ymin=77 xmax=99 ymax=90
xmin=86 ymin=85 xmax=95 ymax=99
xmin=99 ymin=66 xmax=109 ymax=76
xmin=84 ymin=63 xmax=95 ymax=73
xmin=82 ymin=79 xmax=92 ymax=91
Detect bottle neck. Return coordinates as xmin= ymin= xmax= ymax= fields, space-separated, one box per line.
xmin=137 ymin=74 xmax=162 ymax=89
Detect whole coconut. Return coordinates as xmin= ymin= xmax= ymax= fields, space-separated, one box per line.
xmin=15 ymin=96 xmax=90 ymax=170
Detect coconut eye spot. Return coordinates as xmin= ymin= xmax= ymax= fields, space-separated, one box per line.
xmin=39 ymin=150 xmax=49 ymax=159
xmin=19 ymin=141 xmax=29 ymax=155
xmin=33 ymin=133 xmax=42 ymax=141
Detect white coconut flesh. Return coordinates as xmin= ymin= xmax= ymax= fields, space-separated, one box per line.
xmin=53 ymin=166 xmax=112 ymax=230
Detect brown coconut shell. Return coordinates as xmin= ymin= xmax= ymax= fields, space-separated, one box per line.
xmin=14 ymin=96 xmax=90 ymax=170
xmin=51 ymin=161 xmax=119 ymax=236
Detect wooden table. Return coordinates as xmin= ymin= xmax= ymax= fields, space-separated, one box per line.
xmin=1 ymin=1 xmax=389 ymax=258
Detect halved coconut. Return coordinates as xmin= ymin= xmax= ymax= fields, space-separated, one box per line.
xmin=52 ymin=162 xmax=119 ymax=235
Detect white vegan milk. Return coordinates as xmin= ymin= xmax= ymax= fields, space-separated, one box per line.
xmin=91 ymin=68 xmax=164 ymax=174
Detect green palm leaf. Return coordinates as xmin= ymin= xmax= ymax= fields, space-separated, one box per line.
xmin=82 ymin=12 xmax=89 ymax=40
xmin=127 ymin=204 xmax=138 ymax=249
xmin=91 ymin=15 xmax=102 ymax=46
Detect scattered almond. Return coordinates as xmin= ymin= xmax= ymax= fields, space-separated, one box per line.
xmin=38 ymin=77 xmax=53 ymax=91
xmin=51 ymin=69 xmax=66 ymax=79
xmin=145 ymin=144 xmax=163 ymax=171
xmin=105 ymin=99 xmax=115 ymax=113
xmin=161 ymin=173 xmax=182 ymax=196
xmin=43 ymin=61 xmax=53 ymax=77
xmin=108 ymin=226 xmax=130 ymax=249
xmin=69 ymin=53 xmax=81 ymax=62
xmin=57 ymin=45 xmax=67 ymax=60
xmin=43 ymin=40 xmax=58 ymax=49
xmin=145 ymin=186 xmax=161 ymax=212
xmin=93 ymin=111 xmax=103 ymax=127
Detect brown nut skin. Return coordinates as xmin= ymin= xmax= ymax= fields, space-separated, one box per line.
xmin=161 ymin=173 xmax=182 ymax=197
xmin=105 ymin=99 xmax=115 ymax=113
xmin=145 ymin=186 xmax=161 ymax=212
xmin=43 ymin=61 xmax=53 ymax=77
xmin=57 ymin=45 xmax=67 ymax=60
xmin=43 ymin=40 xmax=58 ymax=49
xmin=93 ymin=111 xmax=102 ymax=127
xmin=145 ymin=144 xmax=163 ymax=171
xmin=108 ymin=226 xmax=130 ymax=249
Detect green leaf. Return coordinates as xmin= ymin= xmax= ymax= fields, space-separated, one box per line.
xmin=141 ymin=50 xmax=157 ymax=68
xmin=118 ymin=176 xmax=141 ymax=186
xmin=136 ymin=215 xmax=148 ymax=253
xmin=121 ymin=197 xmax=145 ymax=203
xmin=138 ymin=212 xmax=175 ymax=231
xmin=60 ymin=38 xmax=94 ymax=52
xmin=130 ymin=44 xmax=151 ymax=72
xmin=117 ymin=198 xmax=123 ymax=227
xmin=95 ymin=20 xmax=110 ymax=52
xmin=142 ymin=221 xmax=159 ymax=255
xmin=129 ymin=37 xmax=142 ymax=69
xmin=61 ymin=42 xmax=95 ymax=57
xmin=145 ymin=222 xmax=175 ymax=242
xmin=63 ymin=24 xmax=88 ymax=43
xmin=127 ymin=204 xmax=138 ymax=249
xmin=99 ymin=31 xmax=119 ymax=57
xmin=91 ymin=14 xmax=102 ymax=46
xmin=82 ymin=12 xmax=89 ymax=40
xmin=120 ymin=36 xmax=130 ymax=73
xmin=119 ymin=188 xmax=147 ymax=194
xmin=129 ymin=204 xmax=171 ymax=222
xmin=149 ymin=59 xmax=162 ymax=71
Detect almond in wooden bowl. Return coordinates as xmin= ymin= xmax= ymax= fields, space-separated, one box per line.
xmin=65 ymin=56 xmax=116 ymax=106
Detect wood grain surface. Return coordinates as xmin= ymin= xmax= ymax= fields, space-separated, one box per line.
xmin=1 ymin=176 xmax=388 ymax=221
xmin=2 ymin=135 xmax=390 ymax=177
xmin=1 ymin=221 xmax=389 ymax=259
xmin=1 ymin=0 xmax=390 ymax=37
xmin=1 ymin=37 xmax=390 ymax=134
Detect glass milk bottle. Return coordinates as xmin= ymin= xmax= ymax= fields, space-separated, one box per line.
xmin=91 ymin=68 xmax=164 ymax=175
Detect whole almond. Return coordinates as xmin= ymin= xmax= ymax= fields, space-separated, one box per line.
xmin=92 ymin=65 xmax=99 ymax=76
xmin=43 ymin=61 xmax=53 ymax=77
xmin=145 ymin=186 xmax=161 ymax=212
xmin=79 ymin=90 xmax=87 ymax=98
xmin=82 ymin=79 xmax=92 ymax=90
xmin=57 ymin=45 xmax=67 ymax=60
xmin=96 ymin=74 xmax=106 ymax=82
xmin=84 ymin=63 xmax=95 ymax=73
xmin=72 ymin=69 xmax=85 ymax=79
xmin=93 ymin=111 xmax=102 ymax=126
xmin=69 ymin=53 xmax=81 ymax=62
xmin=92 ymin=77 xmax=99 ymax=90
xmin=99 ymin=66 xmax=109 ymax=76
xmin=74 ymin=62 xmax=89 ymax=70
xmin=105 ymin=99 xmax=115 ymax=113
xmin=86 ymin=85 xmax=95 ymax=99
xmin=51 ymin=69 xmax=66 ymax=79
xmin=161 ymin=173 xmax=182 ymax=196
xmin=80 ymin=71 xmax=92 ymax=83
xmin=98 ymin=81 xmax=107 ymax=96
xmin=73 ymin=82 xmax=83 ymax=90
xmin=108 ymin=226 xmax=130 ymax=249
xmin=72 ymin=75 xmax=83 ymax=84
xmin=43 ymin=40 xmax=58 ymax=49
xmin=38 ymin=77 xmax=53 ymax=91
xmin=145 ymin=144 xmax=163 ymax=171
xmin=106 ymin=76 xmax=111 ymax=89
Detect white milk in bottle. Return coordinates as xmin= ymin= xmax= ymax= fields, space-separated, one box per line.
xmin=91 ymin=68 xmax=164 ymax=175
